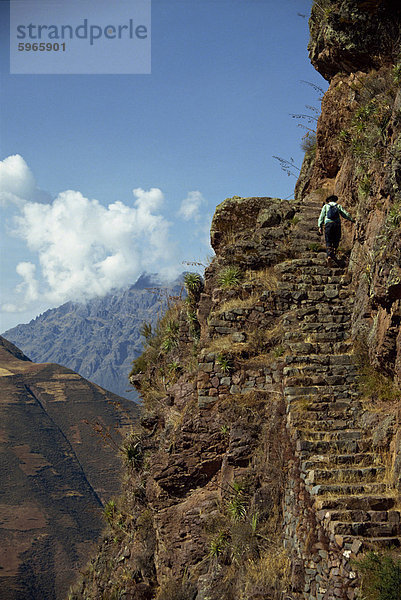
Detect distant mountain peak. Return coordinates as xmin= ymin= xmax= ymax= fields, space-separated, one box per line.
xmin=2 ymin=274 xmax=186 ymax=399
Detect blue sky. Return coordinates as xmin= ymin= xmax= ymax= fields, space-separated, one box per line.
xmin=0 ymin=0 xmax=326 ymax=332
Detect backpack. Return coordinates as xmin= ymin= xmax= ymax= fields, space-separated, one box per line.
xmin=327 ymin=203 xmax=340 ymax=220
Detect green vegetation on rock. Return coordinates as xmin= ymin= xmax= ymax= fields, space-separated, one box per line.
xmin=356 ymin=552 xmax=401 ymax=600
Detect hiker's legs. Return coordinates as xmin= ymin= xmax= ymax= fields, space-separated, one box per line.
xmin=324 ymin=222 xmax=341 ymax=259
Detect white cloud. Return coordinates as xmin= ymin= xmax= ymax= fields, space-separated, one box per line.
xmin=9 ymin=185 xmax=179 ymax=308
xmin=15 ymin=262 xmax=39 ymax=303
xmin=1 ymin=155 xmax=214 ymax=316
xmin=178 ymin=191 xmax=206 ymax=221
xmin=1 ymin=303 xmax=26 ymax=314
xmin=177 ymin=190 xmax=213 ymax=252
xmin=0 ymin=154 xmax=50 ymax=207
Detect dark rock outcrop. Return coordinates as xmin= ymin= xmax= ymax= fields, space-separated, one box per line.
xmin=309 ymin=0 xmax=401 ymax=81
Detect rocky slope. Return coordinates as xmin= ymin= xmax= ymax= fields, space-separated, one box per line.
xmin=71 ymin=3 xmax=401 ymax=599
xmin=0 ymin=336 xmax=138 ymax=600
xmin=3 ymin=275 xmax=183 ymax=399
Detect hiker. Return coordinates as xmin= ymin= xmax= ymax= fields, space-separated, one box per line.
xmin=318 ymin=195 xmax=355 ymax=265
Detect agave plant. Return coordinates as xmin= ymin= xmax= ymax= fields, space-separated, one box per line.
xmin=218 ymin=265 xmax=243 ymax=288
xmin=184 ymin=272 xmax=204 ymax=301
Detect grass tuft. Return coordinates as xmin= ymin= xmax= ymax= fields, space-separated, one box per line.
xmin=218 ymin=265 xmax=243 ymax=288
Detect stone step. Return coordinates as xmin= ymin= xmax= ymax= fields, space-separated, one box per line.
xmin=284 ymin=331 xmax=349 ymax=343
xmin=298 ymin=438 xmax=371 ymax=457
xmin=287 ymin=382 xmax=355 ymax=397
xmin=307 ymin=291 xmax=351 ymax=303
xmin=294 ymin=217 xmax=320 ymax=225
xmin=292 ymin=230 xmax=321 ymax=241
xmin=285 ymin=322 xmax=350 ymax=334
xmin=333 ymin=535 xmax=401 ymax=550
xmin=284 ymin=373 xmax=358 ymax=388
xmin=284 ymin=315 xmax=352 ymax=327
xmin=290 ymin=378 xmax=358 ymax=393
xmin=285 ymin=353 xmax=355 ymax=367
xmin=292 ymin=243 xmax=324 ymax=254
xmin=285 ymin=384 xmax=358 ymax=400
xmin=329 ymin=521 xmax=399 ymax=537
xmin=288 ymin=309 xmax=353 ymax=321
xmin=298 ymin=215 xmax=322 ymax=224
xmin=278 ymin=266 xmax=347 ymax=280
xmin=298 ymin=200 xmax=319 ymax=206
xmin=307 ymin=466 xmax=385 ymax=484
xmin=287 ymin=341 xmax=354 ymax=355
xmin=281 ymin=272 xmax=349 ymax=283
xmin=284 ymin=372 xmax=355 ymax=386
xmin=299 ymin=429 xmax=364 ymax=442
xmin=315 ymin=495 xmax=397 ymax=512
xmin=300 ymin=322 xmax=350 ymax=334
xmin=283 ymin=364 xmax=358 ymax=378
xmin=288 ymin=394 xmax=359 ymax=408
xmin=293 ymin=409 xmax=357 ymax=424
xmin=284 ymin=316 xmax=352 ymax=328
xmin=279 ymin=279 xmax=345 ymax=290
xmin=302 ymin=251 xmax=337 ymax=261
xmin=298 ymin=400 xmax=360 ymax=415
xmin=286 ymin=396 xmax=358 ymax=410
xmin=279 ymin=283 xmax=346 ymax=298
xmin=300 ymin=197 xmax=322 ymax=205
xmin=310 ymin=482 xmax=389 ymax=497
xmin=275 ymin=257 xmax=344 ymax=273
xmin=298 ymin=207 xmax=321 ymax=216
xmin=284 ymin=308 xmax=352 ymax=319
xmin=302 ymin=453 xmax=378 ymax=471
xmin=354 ymin=537 xmax=401 ymax=549
xmin=302 ymin=196 xmax=324 ymax=204
xmin=318 ymin=509 xmax=400 ymax=524
xmin=278 ymin=260 xmax=345 ymax=271
xmin=295 ymin=244 xmax=323 ymax=252
xmin=294 ymin=418 xmax=352 ymax=432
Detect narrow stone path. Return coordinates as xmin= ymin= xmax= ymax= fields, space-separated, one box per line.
xmin=280 ymin=194 xmax=400 ymax=577
xmin=198 ymin=193 xmax=399 ymax=598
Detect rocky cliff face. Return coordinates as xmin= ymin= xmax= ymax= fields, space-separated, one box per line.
xmin=305 ymin=1 xmax=401 ymax=385
xmin=71 ymin=3 xmax=401 ymax=600
xmin=0 ymin=336 xmax=138 ymax=600
xmin=3 ymin=275 xmax=183 ymax=399
xmin=308 ymin=0 xmax=401 ymax=82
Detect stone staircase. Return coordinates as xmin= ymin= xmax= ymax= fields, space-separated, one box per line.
xmin=279 ymin=195 xmax=401 ymax=566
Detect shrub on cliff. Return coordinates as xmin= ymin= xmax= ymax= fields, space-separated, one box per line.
xmin=301 ymin=131 xmax=317 ymax=155
xmin=184 ymin=272 xmax=204 ymax=301
xmin=183 ymin=272 xmax=203 ymax=340
xmin=218 ymin=265 xmax=243 ymax=288
xmin=130 ymin=306 xmax=182 ymax=378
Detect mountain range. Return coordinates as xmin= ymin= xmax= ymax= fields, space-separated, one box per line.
xmin=3 ymin=274 xmax=184 ymax=400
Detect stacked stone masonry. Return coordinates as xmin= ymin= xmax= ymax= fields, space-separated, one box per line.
xmin=281 ymin=194 xmax=401 ymax=600
xmin=197 ymin=351 xmax=282 ymax=409
xmin=199 ymin=193 xmax=400 ymax=599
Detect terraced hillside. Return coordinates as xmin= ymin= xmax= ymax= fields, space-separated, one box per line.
xmin=0 ymin=336 xmax=138 ymax=600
